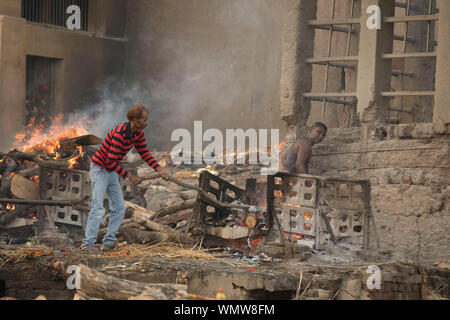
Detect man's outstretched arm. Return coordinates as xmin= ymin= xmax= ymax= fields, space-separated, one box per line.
xmin=134 ymin=132 xmax=169 ymax=180
xmin=134 ymin=131 xmax=160 ymax=170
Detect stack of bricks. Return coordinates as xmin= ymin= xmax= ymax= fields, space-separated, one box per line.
xmin=339 ymin=263 xmax=423 ymax=300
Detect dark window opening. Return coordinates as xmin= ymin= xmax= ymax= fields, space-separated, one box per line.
xmin=22 ymin=0 xmax=89 ymax=31
xmin=26 ymin=55 xmax=62 ymax=130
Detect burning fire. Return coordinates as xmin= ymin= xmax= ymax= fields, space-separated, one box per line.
xmin=6 ymin=203 xmax=15 ymax=210
xmin=280 ymin=203 xmax=303 ymax=208
xmin=250 ymin=237 xmax=263 ymax=248
xmin=283 ymin=232 xmax=303 ymax=240
xmin=12 ymin=114 xmax=90 ymax=169
xmin=29 ymin=176 xmax=40 ymax=183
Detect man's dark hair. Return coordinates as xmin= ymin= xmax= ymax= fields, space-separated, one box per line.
xmin=311 ymin=122 xmax=328 ymax=131
xmin=127 ymin=104 xmax=149 ymax=121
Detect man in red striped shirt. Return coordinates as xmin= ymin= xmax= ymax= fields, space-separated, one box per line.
xmin=82 ymin=105 xmax=168 ymax=253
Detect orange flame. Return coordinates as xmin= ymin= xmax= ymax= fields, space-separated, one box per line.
xmin=12 ymin=114 xmax=90 ymax=168
xmin=283 ymin=232 xmax=303 ymax=240
xmin=250 ymin=238 xmax=263 ymax=249
xmin=6 ymin=203 xmax=15 ymax=210
xmin=280 ymin=203 xmax=303 ymax=208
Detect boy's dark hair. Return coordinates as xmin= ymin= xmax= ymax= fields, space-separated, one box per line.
xmin=311 ymin=122 xmax=328 ymax=131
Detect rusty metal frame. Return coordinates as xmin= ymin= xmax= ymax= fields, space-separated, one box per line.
xmin=267 ymin=172 xmax=372 ymax=250
xmin=189 ymin=171 xmax=246 ymax=232
xmin=306 ymin=0 xmax=359 ymax=119
xmin=385 ymin=0 xmax=438 ymax=121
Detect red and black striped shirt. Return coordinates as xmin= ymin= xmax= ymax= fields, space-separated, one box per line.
xmin=91 ymin=122 xmax=160 ymax=178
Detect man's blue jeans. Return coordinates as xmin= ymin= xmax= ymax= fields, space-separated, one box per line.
xmin=82 ymin=163 xmax=125 ymax=247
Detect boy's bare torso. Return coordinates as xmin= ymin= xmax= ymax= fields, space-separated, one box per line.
xmin=281 ymin=138 xmax=313 ymax=174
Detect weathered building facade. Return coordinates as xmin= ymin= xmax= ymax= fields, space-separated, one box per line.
xmin=0 ymin=0 xmax=127 ymax=151
xmin=280 ymin=0 xmax=449 ymax=264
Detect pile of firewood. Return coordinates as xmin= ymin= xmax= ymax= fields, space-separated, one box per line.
xmin=98 ymin=200 xmax=196 ymax=246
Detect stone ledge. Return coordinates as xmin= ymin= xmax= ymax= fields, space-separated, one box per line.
xmin=372 ymin=123 xmax=448 ymax=140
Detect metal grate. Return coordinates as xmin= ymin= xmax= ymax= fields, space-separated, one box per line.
xmin=192 ymin=171 xmax=246 ymax=226
xmin=267 ymin=172 xmax=373 ymax=250
xmin=21 ymin=0 xmax=89 ymax=31
xmin=385 ymin=0 xmax=438 ymax=122
xmin=306 ymin=0 xmax=361 ymax=120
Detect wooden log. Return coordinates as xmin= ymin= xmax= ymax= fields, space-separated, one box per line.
xmin=120 ymin=227 xmax=193 ymax=245
xmin=151 ymin=199 xmax=195 ymax=221
xmin=0 ymin=151 xmax=70 ymax=168
xmin=0 ymin=198 xmax=74 ymax=206
xmin=245 ymin=213 xmax=258 ymax=229
xmin=132 ymin=211 xmax=194 ymax=245
xmin=15 ymin=167 xmax=40 ymax=177
xmin=0 ymin=210 xmax=18 ymax=226
xmin=120 ymin=227 xmax=164 ymax=244
xmin=124 ymin=200 xmax=155 ymax=219
xmin=102 ymin=207 xmax=135 ymax=227
xmin=97 ymin=221 xmax=144 ymax=242
xmin=176 ymin=192 xmax=192 ymax=201
xmin=60 ymin=134 xmax=102 ymax=148
xmin=156 ymin=209 xmax=192 ymax=226
xmin=53 ymin=262 xmax=186 ymax=300
xmin=10 ymin=175 xmax=39 ymax=200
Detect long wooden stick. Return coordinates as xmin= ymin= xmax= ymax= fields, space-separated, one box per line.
xmin=0 ymin=198 xmax=74 ymax=206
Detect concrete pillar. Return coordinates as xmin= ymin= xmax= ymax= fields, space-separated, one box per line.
xmin=433 ymin=1 xmax=450 ymax=135
xmin=356 ymin=0 xmax=395 ymax=124
xmin=0 ymin=16 xmax=27 ymax=151
xmin=279 ymin=0 xmax=317 ymax=141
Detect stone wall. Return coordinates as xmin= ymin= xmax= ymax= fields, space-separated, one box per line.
xmin=308 ymin=124 xmax=449 ymax=264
